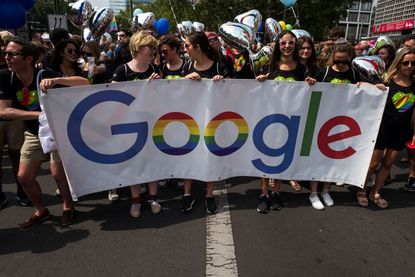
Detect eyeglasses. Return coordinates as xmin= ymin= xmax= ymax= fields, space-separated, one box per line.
xmin=2 ymin=51 xmax=24 ymax=58
xmin=402 ymin=60 xmax=415 ymax=67
xmin=279 ymin=40 xmax=295 ymax=47
xmin=333 ymin=59 xmax=350 ymax=65
xmin=81 ymin=51 xmax=93 ymax=57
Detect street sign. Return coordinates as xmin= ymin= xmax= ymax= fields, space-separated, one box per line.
xmin=47 ymin=14 xmax=68 ymax=31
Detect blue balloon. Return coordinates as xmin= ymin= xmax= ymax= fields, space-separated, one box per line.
xmin=0 ymin=1 xmax=27 ymax=29
xmin=155 ymin=18 xmax=169 ymax=35
xmin=279 ymin=0 xmax=297 ymax=7
xmin=17 ymin=0 xmax=35 ymax=11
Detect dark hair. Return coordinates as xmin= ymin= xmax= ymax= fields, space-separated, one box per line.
xmin=297 ymin=36 xmax=318 ymax=74
xmin=119 ymin=29 xmax=132 ymax=37
xmin=328 ymin=26 xmax=345 ymax=40
xmin=402 ymin=34 xmax=415 ymax=45
xmin=375 ymin=44 xmax=396 ymax=70
xmin=269 ymin=30 xmax=298 ymax=72
xmin=49 ymin=28 xmax=70 ymax=46
xmin=7 ymin=38 xmax=39 ymax=66
xmin=159 ymin=35 xmax=181 ymax=52
xmin=187 ymin=31 xmax=221 ymax=62
xmin=50 ymin=39 xmax=79 ymax=72
xmin=81 ymin=40 xmax=101 ymax=61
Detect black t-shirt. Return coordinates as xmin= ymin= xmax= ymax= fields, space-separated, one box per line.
xmin=82 ymin=60 xmax=107 ymax=84
xmin=383 ymin=79 xmax=415 ymax=123
xmin=161 ymin=60 xmax=184 ymax=79
xmin=268 ymin=63 xmax=306 ymax=81
xmin=112 ymin=63 xmax=160 ymax=82
xmin=233 ymin=51 xmax=255 ymax=79
xmin=0 ymin=68 xmax=61 ymax=135
xmin=315 ymin=66 xmax=360 ymax=84
xmin=181 ymin=60 xmax=229 ymax=79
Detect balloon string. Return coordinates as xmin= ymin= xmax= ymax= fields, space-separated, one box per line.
xmin=290 ymin=6 xmax=300 ymax=28
xmin=167 ymin=0 xmax=179 ymax=27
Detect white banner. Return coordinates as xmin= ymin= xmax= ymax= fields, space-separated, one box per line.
xmin=42 ymin=80 xmax=387 ymax=197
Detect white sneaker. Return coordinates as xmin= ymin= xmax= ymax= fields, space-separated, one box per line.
xmin=149 ymin=200 xmax=162 ymax=214
xmin=309 ymin=193 xmax=324 ymax=210
xmin=108 ymin=189 xmax=119 ymax=201
xmin=335 ymin=182 xmax=344 ymax=187
xmin=55 ymin=188 xmax=61 ymax=196
xmin=321 ymin=191 xmax=334 ymax=206
xmin=130 ymin=204 xmax=141 ymax=218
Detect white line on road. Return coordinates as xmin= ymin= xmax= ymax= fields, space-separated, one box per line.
xmin=206 ymin=182 xmax=238 ymax=277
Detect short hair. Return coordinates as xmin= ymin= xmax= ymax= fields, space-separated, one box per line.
xmin=118 ymin=29 xmax=132 ymax=37
xmin=402 ymin=34 xmax=415 ymax=45
xmin=7 ymin=38 xmax=39 ymax=66
xmin=159 ymin=34 xmax=181 ymax=51
xmin=49 ymin=28 xmax=70 ymax=46
xmin=129 ymin=31 xmax=158 ymax=57
xmin=328 ymin=26 xmax=345 ymax=40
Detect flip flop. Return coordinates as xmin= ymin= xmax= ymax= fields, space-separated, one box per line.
xmin=369 ymin=193 xmax=389 ymax=209
xmin=289 ymin=180 xmax=302 ymax=192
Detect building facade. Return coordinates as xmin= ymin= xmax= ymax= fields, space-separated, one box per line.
xmin=339 ymin=0 xmax=374 ymax=42
xmin=88 ymin=0 xmax=154 ymax=14
xmin=371 ymin=0 xmax=415 ymax=38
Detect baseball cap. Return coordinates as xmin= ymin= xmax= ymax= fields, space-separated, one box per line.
xmin=102 ymin=32 xmax=112 ymax=43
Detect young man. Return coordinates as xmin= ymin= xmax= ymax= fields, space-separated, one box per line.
xmin=0 ymin=38 xmax=89 ymax=229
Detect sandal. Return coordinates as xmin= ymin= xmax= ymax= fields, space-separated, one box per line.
xmin=369 ymin=193 xmax=389 ymax=209
xmin=268 ymin=179 xmax=274 ymax=187
xmin=289 ymin=180 xmax=302 ymax=192
xmin=356 ymin=191 xmax=368 ymax=207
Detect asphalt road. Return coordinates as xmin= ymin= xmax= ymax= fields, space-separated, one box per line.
xmin=1 ymin=153 xmax=415 ymax=277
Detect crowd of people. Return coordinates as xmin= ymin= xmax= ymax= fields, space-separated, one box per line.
xmin=0 ymin=24 xmax=414 ymax=230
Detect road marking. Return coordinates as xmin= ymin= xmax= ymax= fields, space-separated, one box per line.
xmin=206 ymin=182 xmax=238 ymax=277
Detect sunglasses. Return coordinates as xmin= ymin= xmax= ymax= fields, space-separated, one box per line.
xmin=279 ymin=40 xmax=295 ymax=47
xmin=401 ymin=60 xmax=415 ymax=67
xmin=66 ymin=48 xmax=79 ymax=55
xmin=81 ymin=51 xmax=93 ymax=57
xmin=333 ymin=60 xmax=350 ymax=65
xmin=2 ymin=51 xmax=24 ymax=58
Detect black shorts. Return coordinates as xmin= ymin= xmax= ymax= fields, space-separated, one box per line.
xmin=375 ymin=115 xmax=412 ymax=151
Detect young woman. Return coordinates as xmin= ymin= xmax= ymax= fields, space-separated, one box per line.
xmin=375 ymin=45 xmax=396 ymax=72
xmin=297 ymin=36 xmax=319 ymax=78
xmin=80 ymin=40 xmax=107 ymax=85
xmin=181 ymin=31 xmax=229 ymax=214
xmin=255 ymin=31 xmax=306 ymax=214
xmin=112 ymin=30 xmax=162 ymax=217
xmin=360 ymin=47 xmax=415 ymax=208
xmin=48 ymin=39 xmax=82 ymax=77
xmin=159 ymin=35 xmax=184 ymax=79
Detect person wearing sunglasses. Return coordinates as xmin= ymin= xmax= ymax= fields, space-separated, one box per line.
xmin=255 ymin=30 xmax=305 ymax=214
xmin=361 ymin=47 xmax=415 ymax=209
xmin=80 ymin=41 xmax=107 ymax=85
xmin=48 ymin=39 xmax=82 ymax=78
xmin=112 ymin=30 xmax=162 ymax=218
xmin=159 ymin=35 xmax=184 ymax=79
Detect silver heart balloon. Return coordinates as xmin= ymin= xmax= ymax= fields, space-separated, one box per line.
xmin=368 ymin=36 xmax=395 ymax=55
xmin=264 ymin=18 xmax=282 ymax=42
xmin=89 ymin=7 xmax=114 ymax=39
xmin=68 ymin=0 xmax=93 ymax=29
xmin=135 ymin=12 xmax=155 ymax=29
xmin=181 ymin=21 xmax=194 ymax=36
xmin=250 ymin=45 xmax=273 ymax=73
xmin=218 ymin=22 xmax=255 ymax=51
xmin=291 ymin=29 xmax=312 ymax=39
xmin=193 ymin=22 xmax=205 ymax=32
xmin=352 ymin=55 xmax=386 ymax=84
xmin=81 ymin=26 xmax=93 ymax=42
xmin=234 ymin=9 xmax=262 ymax=33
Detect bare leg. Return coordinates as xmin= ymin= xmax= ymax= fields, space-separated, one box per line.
xmin=50 ymin=161 xmax=73 ymax=210
xmin=184 ymin=179 xmax=192 ymax=195
xmin=148 ymin=181 xmax=159 ymax=197
xmin=17 ymin=160 xmax=44 ymax=216
xmin=206 ymin=182 xmax=214 ymax=197
xmin=373 ymin=149 xmax=400 ymax=195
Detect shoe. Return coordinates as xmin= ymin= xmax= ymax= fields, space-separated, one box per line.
xmin=16 ymin=195 xmax=32 ymax=206
xmin=205 ymin=197 xmax=217 ymax=214
xmin=61 ymin=208 xmax=76 ymax=226
xmin=309 ymin=193 xmax=324 ymax=210
xmin=269 ymin=192 xmax=282 ymax=210
xmin=108 ymin=189 xmax=119 ymax=201
xmin=256 ymin=195 xmax=270 ymax=214
xmin=181 ymin=195 xmax=195 ymax=213
xmin=368 ymin=193 xmax=389 ymax=209
xmin=149 ymin=200 xmax=162 ymax=214
xmin=130 ymin=204 xmax=141 ymax=218
xmin=321 ymin=191 xmax=334 ymax=206
xmin=55 ymin=188 xmax=61 ymax=197
xmin=0 ymin=193 xmax=7 ymax=210
xmin=405 ymin=177 xmax=415 ymax=192
xmin=335 ymin=182 xmax=344 ymax=187
xmin=19 ymin=209 xmax=50 ymax=230
xmin=356 ymin=191 xmax=369 ymax=207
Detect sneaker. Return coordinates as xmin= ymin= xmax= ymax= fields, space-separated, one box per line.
xmin=108 ymin=189 xmax=119 ymax=201
xmin=205 ymin=197 xmax=217 ymax=214
xmin=55 ymin=188 xmax=61 ymax=197
xmin=19 ymin=209 xmax=50 ymax=230
xmin=256 ymin=195 xmax=270 ymax=214
xmin=309 ymin=193 xmax=324 ymax=210
xmin=405 ymin=177 xmax=415 ymax=192
xmin=61 ymin=208 xmax=76 ymax=226
xmin=130 ymin=204 xmax=141 ymax=218
xmin=149 ymin=200 xmax=162 ymax=214
xmin=16 ymin=195 xmax=32 ymax=206
xmin=181 ymin=195 xmax=195 ymax=213
xmin=269 ymin=192 xmax=282 ymax=210
xmin=321 ymin=191 xmax=334 ymax=206
xmin=0 ymin=193 xmax=7 ymax=210
xmin=335 ymin=182 xmax=344 ymax=187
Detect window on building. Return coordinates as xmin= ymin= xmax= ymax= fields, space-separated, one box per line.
xmin=361 ymin=1 xmax=372 ymax=11
xmin=360 ymin=26 xmax=369 ymax=37
xmin=360 ymin=13 xmax=370 ymax=23
xmin=348 ymin=25 xmax=357 ymax=40
xmin=348 ymin=12 xmax=359 ymax=22
xmin=350 ymin=1 xmax=360 ymax=10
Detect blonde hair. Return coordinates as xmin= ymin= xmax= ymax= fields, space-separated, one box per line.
xmin=129 ymin=31 xmax=158 ymax=57
xmin=384 ymin=47 xmax=415 ymax=83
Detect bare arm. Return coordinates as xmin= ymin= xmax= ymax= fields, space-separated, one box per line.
xmin=0 ymin=99 xmax=40 ymax=120
xmin=40 ymin=76 xmax=90 ymax=93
